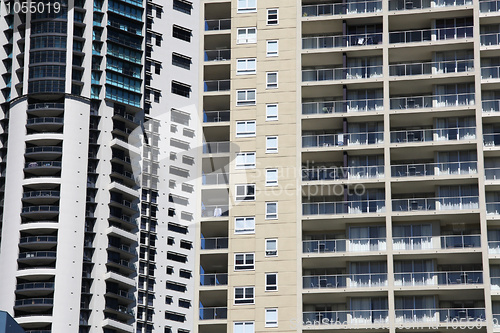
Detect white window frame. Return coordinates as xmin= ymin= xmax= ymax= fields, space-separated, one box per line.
xmin=266 ymin=72 xmax=278 ymax=89
xmin=265 ymin=308 xmax=278 ymax=327
xmin=237 ymin=27 xmax=257 ymax=44
xmin=266 ymin=40 xmax=278 ymax=57
xmin=266 ymin=104 xmax=278 ymax=121
xmin=237 ymin=58 xmax=257 ymax=75
xmin=237 ymin=0 xmax=257 ymax=13
xmin=265 ymin=273 xmax=278 ymax=292
xmin=265 ymin=169 xmax=278 ymax=186
xmin=267 ymin=8 xmax=279 ymax=25
xmin=234 ymin=286 xmax=255 ymax=305
xmin=265 ymin=202 xmax=278 ymax=220
xmin=236 ymin=120 xmax=256 ymax=138
xmin=237 ymin=89 xmax=256 ymax=106
xmin=234 ymin=322 xmax=255 ymax=333
xmin=235 ymin=184 xmax=256 ymax=201
xmin=265 ymin=239 xmax=278 ymax=257
xmin=235 ymin=216 xmax=255 ymax=234
xmin=266 ymin=136 xmax=278 ymax=153
xmin=235 ymin=152 xmax=256 ymax=169
xmin=235 ymin=253 xmax=255 ymax=270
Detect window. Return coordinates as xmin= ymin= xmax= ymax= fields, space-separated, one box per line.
xmin=172 ymin=53 xmax=191 ymax=70
xmin=265 ymin=239 xmax=277 ymax=257
xmin=173 ymin=25 xmax=192 ymax=42
xmin=266 ymin=104 xmax=278 ymax=121
xmin=237 ymin=27 xmax=257 ymax=44
xmin=173 ymin=0 xmax=192 ymax=14
xmin=265 ymin=273 xmax=278 ymax=291
xmin=266 ymin=72 xmax=278 ymax=89
xmin=237 ymin=58 xmax=257 ymax=75
xmin=267 ymin=9 xmax=278 ymax=25
xmin=172 ymin=81 xmax=191 ymax=98
xmin=235 ymin=217 xmax=255 ymax=234
xmin=265 ymin=169 xmax=278 ymax=186
xmin=265 ymin=202 xmax=278 ymax=219
xmin=266 ymin=40 xmax=278 ymax=57
xmin=236 ymin=152 xmax=256 ymax=169
xmin=235 ymin=253 xmax=254 ymax=270
xmin=234 ymin=287 xmax=254 ymax=304
xmin=178 ymin=299 xmax=191 ymax=309
xmin=236 ymin=121 xmax=256 ymax=137
xmin=265 ymin=308 xmax=278 ymax=327
xmin=237 ymin=90 xmax=256 ymax=106
xmin=266 ymin=136 xmax=278 ymax=153
xmin=234 ymin=322 xmax=255 ymax=333
xmin=237 ymin=0 xmax=257 ymax=13
xmin=235 ymin=184 xmax=255 ymax=201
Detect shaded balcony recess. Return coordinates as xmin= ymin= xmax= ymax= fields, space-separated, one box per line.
xmin=302 ymin=65 xmax=382 ymax=82
xmin=303 ymin=273 xmax=388 ymax=289
xmin=303 ymin=310 xmax=389 ymax=325
xmin=302 ymin=1 xmax=382 ymax=17
xmin=390 ymin=127 xmax=476 ymax=143
xmin=303 ymin=200 xmax=386 ymax=215
xmin=303 ymin=237 xmax=387 ymax=253
xmin=302 ymin=98 xmax=383 ymax=114
xmin=394 ymin=308 xmax=485 ymax=323
xmin=302 ymin=132 xmax=383 ymax=148
xmin=394 ymin=271 xmax=483 ymax=286
xmin=392 ymin=196 xmax=479 ymax=212
xmin=391 ymin=161 xmax=477 ymax=178
xmin=390 ymin=59 xmax=474 ymax=76
xmin=199 ymin=307 xmax=227 ymax=320
xmin=389 ymin=26 xmax=473 ymax=44
xmin=390 ymin=94 xmax=475 ymax=110
xmin=302 ymin=166 xmax=384 ymax=181
xmin=302 ymin=32 xmax=383 ymax=49
xmin=389 ymin=0 xmax=472 ymax=11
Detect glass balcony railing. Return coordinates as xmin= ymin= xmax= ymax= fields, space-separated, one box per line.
xmin=302 ymin=237 xmax=387 ymax=253
xmin=22 ymin=206 xmax=59 ymax=213
xmin=14 ymin=298 xmax=54 ymax=307
xmin=302 ymin=166 xmax=384 ymax=181
xmin=302 ymin=0 xmax=382 ymax=17
xmin=485 ymin=167 xmax=500 ymax=180
xmin=481 ymin=66 xmax=500 ymax=80
xmin=488 ymin=241 xmax=500 ymax=254
xmin=389 ymin=0 xmax=472 ymax=10
xmin=302 ymin=66 xmax=383 ymax=82
xmin=390 ymin=59 xmax=473 ymax=76
xmin=302 ymin=98 xmax=383 ymax=114
xmin=391 ymin=161 xmax=477 ymax=177
xmin=481 ymin=33 xmax=500 ymax=46
xmin=200 ymin=273 xmax=228 ymax=286
xmin=204 ymin=19 xmax=231 ymax=31
xmin=395 ymin=308 xmax=485 ymax=323
xmin=202 ymin=173 xmax=229 ymax=185
xmin=487 ymin=202 xmax=500 ymax=215
xmin=19 ymin=236 xmax=57 ymax=244
xmin=392 ymin=196 xmax=479 ymax=212
xmin=200 ymin=237 xmax=228 ymax=250
xmin=203 ymin=142 xmax=230 ymax=154
xmin=303 ymin=273 xmax=388 ymax=289
xmin=303 ymin=310 xmax=389 ymax=325
xmin=303 ymin=200 xmax=386 ymax=215
xmin=204 ymin=80 xmax=230 ymax=92
xmin=393 ymin=236 xmax=433 ymax=250
xmin=201 ymin=205 xmax=229 ymax=217
xmin=18 ymin=251 xmax=57 ymax=259
xmin=390 ymin=127 xmax=476 ymax=143
xmin=302 ymin=32 xmax=382 ymax=49
xmin=480 ymin=0 xmax=500 ymax=12
xmin=204 ymin=49 xmax=230 ymax=62
xmin=390 ymin=26 xmax=473 ymax=44
xmin=302 ymin=132 xmax=384 ymax=148
xmin=390 ymin=93 xmax=475 ymax=110
xmin=199 ymin=307 xmax=228 ymax=320
xmin=203 ymin=111 xmax=230 ymax=123
xmin=441 ymin=234 xmax=481 ymax=248
xmin=483 ymin=99 xmax=500 ymax=112
xmin=394 ymin=271 xmax=483 ymax=286
xmin=484 ymin=133 xmax=500 ymax=147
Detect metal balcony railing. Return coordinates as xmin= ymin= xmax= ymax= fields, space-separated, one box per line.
xmin=393 ymin=236 xmax=433 ymax=250
xmin=441 ymin=234 xmax=481 ymax=248
xmin=483 ymin=99 xmax=500 ymax=112
xmin=390 ymin=59 xmax=473 ymax=76
xmin=302 ymin=166 xmax=384 ymax=181
xmin=302 ymin=32 xmax=382 ymax=49
xmin=390 ymin=127 xmax=476 ymax=143
xmin=391 ymin=161 xmax=477 ymax=177
xmin=303 ymin=273 xmax=388 ymax=289
xmin=201 ymin=237 xmax=228 ymax=250
xmin=15 ymin=298 xmax=54 ymax=306
xmin=25 ymin=161 xmax=62 ymax=169
xmin=484 ymin=133 xmax=500 ymax=147
xmin=481 ymin=32 xmax=500 ymax=46
xmin=18 ymin=251 xmax=57 ymax=259
xmin=204 ymin=49 xmax=231 ymax=62
xmin=199 ymin=307 xmax=228 ymax=320
xmin=22 ymin=206 xmax=59 ymax=213
xmin=302 ymin=0 xmax=382 ymax=17
xmin=27 ymin=103 xmax=64 ymax=110
xmin=19 ymin=236 xmax=57 ymax=244
xmin=200 ymin=273 xmax=228 ymax=286
xmin=302 ymin=132 xmax=384 ymax=148
xmin=390 ymin=93 xmax=475 ymax=110
xmin=303 ymin=310 xmax=389 ymax=325
xmin=16 ymin=282 xmax=54 ymax=290
xmin=202 ymin=173 xmax=229 ymax=185
xmin=201 ymin=205 xmax=229 ymax=217
xmin=302 ymin=98 xmax=383 ymax=114
xmin=25 ymin=146 xmax=62 ymax=154
xmin=394 ymin=271 xmax=483 ymax=286
xmin=203 ymin=111 xmax=230 ymax=123
xmin=204 ymin=19 xmax=231 ymax=31
xmin=203 ymin=142 xmax=230 ymax=154
xmin=392 ymin=196 xmax=479 ymax=212
xmin=303 ymin=237 xmax=386 ymax=253
xmin=204 ymin=80 xmax=230 ymax=92
xmin=394 ymin=308 xmax=485 ymax=323
xmin=303 ymin=200 xmax=386 ymax=215
xmin=302 ymin=66 xmax=383 ymax=82
xmin=487 ymin=202 xmax=500 ymax=215
xmin=389 ymin=0 xmax=472 ymax=10
xmin=486 ymin=168 xmax=500 ymax=180
xmin=480 ymin=0 xmax=500 ymax=12
xmin=481 ymin=66 xmax=500 ymax=80
xmin=390 ymin=26 xmax=473 ymax=44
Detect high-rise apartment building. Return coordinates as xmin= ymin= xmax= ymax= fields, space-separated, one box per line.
xmin=0 ymin=0 xmax=200 ymax=332
xmin=197 ymin=1 xmax=500 ymax=333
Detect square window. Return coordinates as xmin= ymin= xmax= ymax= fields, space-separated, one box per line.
xmin=265 ymin=169 xmax=278 ymax=186
xmin=235 ymin=253 xmax=254 ymax=270
xmin=265 ymin=273 xmax=278 ymax=291
xmin=236 ymin=120 xmax=256 ymax=137
xmin=234 ymin=286 xmax=254 ymax=305
xmin=237 ymin=89 xmax=256 ymax=106
xmin=235 ymin=216 xmax=255 ymax=234
xmin=266 ymin=136 xmax=278 ymax=153
xmin=267 ymin=9 xmax=279 ymax=25
xmin=265 ymin=239 xmax=277 ymax=257
xmin=265 ymin=308 xmax=278 ymax=327
xmin=266 ymin=72 xmax=278 ymax=89
xmin=237 ymin=0 xmax=257 ymax=13
xmin=234 ymin=322 xmax=255 ymax=333
xmin=237 ymin=58 xmax=257 ymax=75
xmin=235 ymin=152 xmax=256 ymax=169
xmin=266 ymin=104 xmax=278 ymax=121
xmin=237 ymin=27 xmax=257 ymax=44
xmin=266 ymin=40 xmax=278 ymax=57
xmin=265 ymin=202 xmax=278 ymax=219
xmin=235 ymin=184 xmax=255 ymax=201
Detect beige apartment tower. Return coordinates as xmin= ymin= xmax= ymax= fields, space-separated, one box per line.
xmin=197 ymin=1 xmax=500 ymax=333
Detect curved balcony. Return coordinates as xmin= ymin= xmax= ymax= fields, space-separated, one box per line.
xmin=302 ymin=1 xmax=382 ymax=17
xmin=303 ymin=237 xmax=386 ymax=254
xmin=19 ymin=236 xmax=57 ymax=250
xmin=22 ymin=191 xmax=60 ymax=204
xmin=389 ymin=26 xmax=473 ymax=45
xmin=21 ymin=206 xmax=59 ymax=219
xmin=303 ymin=200 xmax=386 ymax=215
xmin=391 ymin=161 xmax=477 ymax=178
xmin=105 ymin=289 xmax=135 ymax=303
xmin=302 ymin=98 xmax=383 ymax=115
xmin=109 ymin=243 xmax=136 ymax=257
xmin=25 ymin=146 xmax=62 ymax=159
xmin=303 ymin=310 xmax=388 ymax=326
xmin=106 ymin=258 xmax=135 ymax=274
xmin=302 ymin=166 xmax=384 ymax=181
xmin=18 ymin=251 xmax=57 ymax=265
xmin=24 ymin=161 xmax=62 ymax=177
xmin=394 ymin=308 xmax=485 ymax=324
xmin=392 ymin=196 xmax=479 ymax=212
xmin=390 ymin=93 xmax=475 ymax=110
xmin=16 ymin=282 xmax=55 ymax=296
xmin=302 ymin=66 xmax=383 ymax=83
xmin=104 ymin=304 xmax=134 ymax=319
xmin=108 ymin=213 xmax=136 ymax=229
xmin=302 ymin=132 xmax=384 ymax=148
xmin=26 ymin=117 xmax=64 ymax=132
xmin=394 ymin=271 xmax=483 ymax=287
xmin=14 ymin=298 xmax=53 ymax=310
xmin=27 ymin=103 xmax=64 ymax=111
xmin=303 ymin=273 xmax=388 ymax=289
xmin=302 ymin=32 xmax=382 ymax=50
xmin=109 ymin=199 xmax=137 ymax=214
xmin=390 ymin=127 xmax=476 ymax=143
